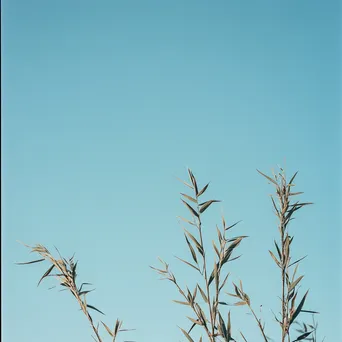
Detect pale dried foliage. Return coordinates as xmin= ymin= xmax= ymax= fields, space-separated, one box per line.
xmin=18 ymin=166 xmax=324 ymax=342
xmin=16 ymin=242 xmax=134 ymax=342
xmin=151 ymin=167 xmax=323 ymax=342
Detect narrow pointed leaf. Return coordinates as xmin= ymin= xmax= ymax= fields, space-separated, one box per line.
xmin=292 ymin=331 xmax=313 ymax=341
xmin=177 ymin=216 xmax=196 ymax=226
xmin=240 ymin=332 xmax=248 ymax=342
xmin=226 ymin=292 xmax=240 ymax=298
xmin=101 ymin=321 xmax=114 ymax=337
xmin=197 ymin=285 xmax=208 ymax=303
xmin=219 ymin=312 xmax=228 ymax=339
xmin=212 ymin=240 xmax=220 ymax=258
xmin=227 ymin=311 xmax=232 ymax=337
xmin=257 ymin=169 xmax=278 ymax=185
xmin=187 ymin=316 xmax=203 ymax=325
xmin=79 ymin=290 xmax=95 ymax=296
xmin=87 ymin=304 xmax=105 ymax=315
xmin=78 ymin=282 xmax=92 ymax=293
xmin=274 ymin=241 xmax=282 ymax=260
xmin=300 ymin=310 xmax=319 ymax=314
xmin=185 ymin=234 xmax=198 ymax=264
xmin=180 ymin=327 xmax=195 ymax=342
xmin=182 ymin=200 xmax=199 ymax=218
xmin=289 ymin=255 xmax=307 ymax=267
xmin=181 ymin=193 xmax=197 ymax=204
xmin=16 ymin=258 xmax=45 ymax=265
xmin=289 ymin=192 xmax=304 ymax=196
xmin=225 ymin=220 xmax=242 ymax=231
xmin=173 ymin=300 xmax=190 ymax=306
xmin=38 ymin=265 xmax=55 ymax=286
xmin=269 ymin=250 xmax=281 ymax=268
xmin=199 ymin=200 xmax=220 ymax=213
xmin=188 ymin=322 xmax=196 ymax=334
xmin=187 ymin=169 xmax=199 ymax=195
xmin=219 ymin=273 xmax=230 ymax=292
xmin=114 ymin=319 xmax=121 ymax=336
xmin=234 ymin=301 xmax=247 ymax=306
xmin=288 ymin=275 xmax=304 ymax=293
xmin=184 ymin=229 xmax=203 ymax=256
xmin=176 ymin=177 xmax=194 ymax=190
xmin=290 ymin=290 xmax=309 ymax=324
xmin=175 ymin=256 xmax=200 ymax=272
xmin=198 ymin=183 xmax=210 ymax=197
xmin=288 ymin=171 xmax=299 ymax=186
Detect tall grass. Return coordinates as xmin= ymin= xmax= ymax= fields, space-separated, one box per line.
xmin=17 ymin=166 xmax=323 ymax=341
xmin=151 ymin=167 xmax=322 ymax=341
xmin=16 ymin=242 xmax=133 ymax=342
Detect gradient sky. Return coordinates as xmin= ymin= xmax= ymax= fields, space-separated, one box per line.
xmin=2 ymin=1 xmax=341 ymax=341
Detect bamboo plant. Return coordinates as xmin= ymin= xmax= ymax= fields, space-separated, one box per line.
xmin=151 ymin=169 xmax=247 ymax=341
xmin=16 ymin=242 xmax=133 ymax=342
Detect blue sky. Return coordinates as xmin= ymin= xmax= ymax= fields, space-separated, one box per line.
xmin=2 ymin=1 xmax=341 ymax=341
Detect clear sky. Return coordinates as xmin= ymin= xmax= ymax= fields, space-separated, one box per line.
xmin=2 ymin=1 xmax=341 ymax=341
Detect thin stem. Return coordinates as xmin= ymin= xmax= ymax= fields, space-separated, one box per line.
xmin=173 ymin=279 xmax=213 ymax=340
xmin=71 ymin=284 xmax=103 ymax=342
xmin=281 ymin=224 xmax=286 ymax=342
xmin=197 ymin=214 xmax=215 ymax=341
xmin=247 ymin=304 xmax=268 ymax=342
